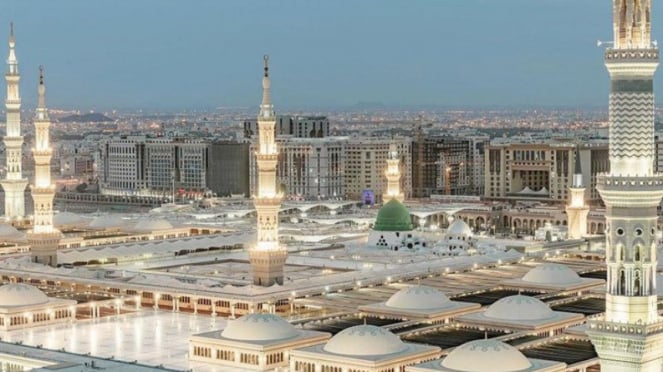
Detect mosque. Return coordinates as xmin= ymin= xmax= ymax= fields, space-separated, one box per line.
xmin=2 ymin=1 xmax=663 ymax=370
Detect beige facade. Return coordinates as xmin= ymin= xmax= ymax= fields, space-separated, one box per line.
xmin=345 ymin=137 xmax=411 ymax=202
xmin=484 ymin=141 xmax=608 ymax=203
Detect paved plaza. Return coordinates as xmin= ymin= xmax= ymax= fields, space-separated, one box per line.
xmin=1 ymin=310 xmax=231 ymax=371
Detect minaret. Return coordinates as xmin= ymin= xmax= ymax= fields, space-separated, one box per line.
xmin=383 ymin=141 xmax=404 ymax=202
xmin=27 ymin=67 xmax=60 ymax=266
xmin=1 ymin=23 xmax=28 ymax=220
xmin=587 ymin=1 xmax=663 ymax=370
xmin=248 ymin=55 xmax=287 ymax=286
xmin=565 ymin=147 xmax=588 ymax=239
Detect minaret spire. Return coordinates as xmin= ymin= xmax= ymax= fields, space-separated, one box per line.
xmin=27 ymin=66 xmax=61 ymax=267
xmin=566 ymin=147 xmax=588 ymax=239
xmin=587 ymin=1 xmax=663 ymax=371
xmin=260 ymin=55 xmax=274 ymax=119
xmin=1 ymin=23 xmax=28 ymax=221
xmin=249 ymin=55 xmax=287 ymax=286
xmin=383 ymin=140 xmax=404 ymax=203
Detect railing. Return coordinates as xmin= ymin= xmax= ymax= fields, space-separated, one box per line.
xmin=597 ymin=174 xmax=663 ymax=188
xmin=588 ymin=318 xmax=663 ymax=336
xmin=605 ymin=48 xmax=659 ymax=61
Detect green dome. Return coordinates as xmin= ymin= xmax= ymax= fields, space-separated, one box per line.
xmin=374 ymin=199 xmax=413 ymax=232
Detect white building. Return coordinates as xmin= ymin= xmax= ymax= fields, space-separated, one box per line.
xmin=407 ymin=339 xmax=565 ymax=372
xmin=502 ymin=263 xmax=604 ymax=293
xmin=0 ymin=283 xmax=75 ymax=331
xmin=456 ymin=294 xmax=584 ymax=336
xmin=189 ymin=313 xmax=330 ymax=371
xmin=290 ymin=324 xmax=440 ymax=372
xmin=98 ymin=135 xmax=208 ymax=198
xmin=358 ymin=285 xmax=480 ymax=322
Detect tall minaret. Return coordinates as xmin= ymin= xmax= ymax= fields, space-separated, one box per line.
xmin=1 ymin=23 xmax=28 ymax=220
xmin=383 ymin=141 xmax=404 ymax=202
xmin=587 ymin=1 xmax=663 ymax=370
xmin=27 ymin=67 xmax=60 ymax=266
xmin=565 ymin=147 xmax=588 ymax=239
xmin=248 ymin=55 xmax=287 ymax=286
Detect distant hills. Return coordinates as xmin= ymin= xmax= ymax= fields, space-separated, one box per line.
xmin=59 ymin=113 xmax=114 ymax=123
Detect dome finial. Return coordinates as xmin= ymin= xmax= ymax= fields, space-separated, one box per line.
xmin=263 ymin=54 xmax=269 ymax=77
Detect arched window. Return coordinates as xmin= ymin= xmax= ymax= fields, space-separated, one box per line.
xmin=634 ymin=271 xmax=641 ymax=296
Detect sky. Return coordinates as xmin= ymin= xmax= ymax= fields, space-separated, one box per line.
xmin=1 ymin=0 xmax=662 ymax=111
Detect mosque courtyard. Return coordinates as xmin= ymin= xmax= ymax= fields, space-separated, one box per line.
xmin=0 ymin=253 xmax=617 ymax=371
xmin=0 ymin=310 xmax=230 ymax=371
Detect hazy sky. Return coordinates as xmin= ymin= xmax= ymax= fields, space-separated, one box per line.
xmin=1 ymin=0 xmax=662 ymax=111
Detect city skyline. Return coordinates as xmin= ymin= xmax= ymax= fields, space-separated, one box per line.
xmin=3 ymin=0 xmax=663 ymax=111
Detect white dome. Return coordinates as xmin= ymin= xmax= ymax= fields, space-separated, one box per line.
xmin=53 ymin=212 xmax=86 ymax=227
xmin=221 ymin=313 xmax=299 ymax=341
xmin=323 ymin=325 xmax=407 ymax=356
xmin=521 ymin=263 xmax=582 ymax=285
xmin=484 ymin=295 xmax=555 ymax=321
xmin=447 ymin=219 xmax=473 ymax=238
xmin=442 ymin=339 xmax=532 ymax=372
xmin=0 ymin=223 xmax=24 ymax=240
xmin=89 ymin=215 xmax=125 ymax=230
xmin=0 ymin=283 xmax=49 ymax=307
xmin=385 ymin=285 xmax=452 ymax=310
xmin=132 ymin=218 xmax=173 ymax=233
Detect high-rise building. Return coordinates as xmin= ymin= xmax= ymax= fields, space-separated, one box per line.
xmin=249 ymin=137 xmax=345 ymax=200
xmin=587 ymin=1 xmax=663 ymax=370
xmin=249 ymin=55 xmax=287 ymax=287
xmin=484 ymin=140 xmax=608 ymax=203
xmin=27 ymin=67 xmax=60 ymax=266
xmin=412 ymin=134 xmax=488 ymax=197
xmin=98 ymin=136 xmax=208 ymax=198
xmin=565 ymin=148 xmax=588 ymax=239
xmin=244 ymin=115 xmax=330 ymax=139
xmin=207 ymin=140 xmax=250 ymax=197
xmin=1 ymin=24 xmax=27 ymax=220
xmin=344 ymin=136 xmax=411 ymax=202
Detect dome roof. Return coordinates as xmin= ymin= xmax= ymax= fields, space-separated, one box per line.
xmin=89 ymin=215 xmax=125 ymax=230
xmin=385 ymin=285 xmax=451 ymax=310
xmin=53 ymin=212 xmax=86 ymax=227
xmin=0 ymin=283 xmax=49 ymax=307
xmin=484 ymin=295 xmax=555 ymax=321
xmin=132 ymin=218 xmax=173 ymax=233
xmin=221 ymin=313 xmax=299 ymax=341
xmin=442 ymin=339 xmax=532 ymax=372
xmin=0 ymin=224 xmax=24 ymax=240
xmin=447 ymin=218 xmax=473 ymax=237
xmin=323 ymin=325 xmax=407 ymax=356
xmin=374 ymin=199 xmax=412 ymax=232
xmin=521 ymin=263 xmax=582 ymax=285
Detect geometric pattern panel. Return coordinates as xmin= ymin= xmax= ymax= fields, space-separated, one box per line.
xmin=609 ymin=92 xmax=655 ymax=159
